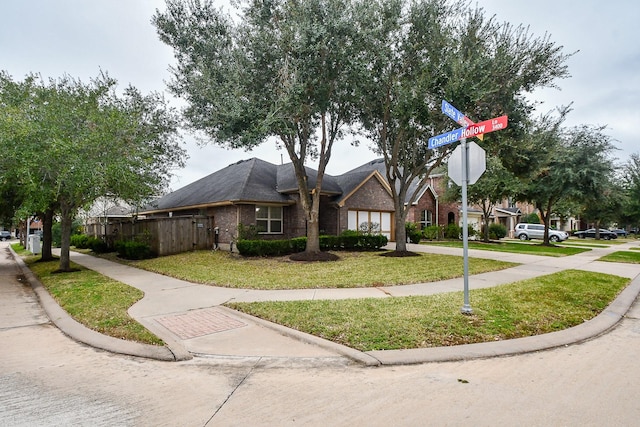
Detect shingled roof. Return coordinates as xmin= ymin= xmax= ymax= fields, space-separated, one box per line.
xmin=143 ymin=158 xmax=291 ymax=213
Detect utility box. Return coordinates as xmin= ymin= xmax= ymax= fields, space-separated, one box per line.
xmin=28 ymin=234 xmax=41 ymax=255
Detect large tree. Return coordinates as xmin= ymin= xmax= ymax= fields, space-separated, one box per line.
xmin=517 ymin=116 xmax=616 ymax=244
xmin=354 ymin=0 xmax=572 ymax=252
xmin=0 ymin=72 xmax=185 ymax=271
xmin=154 ymin=0 xmax=366 ymax=259
xmin=619 ymin=153 xmax=640 ymax=230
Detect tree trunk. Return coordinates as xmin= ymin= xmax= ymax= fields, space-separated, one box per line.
xmin=394 ymin=199 xmax=409 ymax=252
xmin=306 ymin=215 xmax=321 ymax=253
xmin=58 ymin=202 xmax=73 ymax=272
xmin=40 ymin=209 xmax=55 ymax=261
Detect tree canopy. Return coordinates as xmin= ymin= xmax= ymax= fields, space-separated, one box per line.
xmin=155 ymin=0 xmax=368 ymax=257
xmin=0 ymin=72 xmax=185 ymax=270
xmin=353 ymin=0 xmax=572 ymax=251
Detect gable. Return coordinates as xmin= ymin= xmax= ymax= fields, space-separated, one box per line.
xmin=337 ymin=171 xmax=394 ymax=210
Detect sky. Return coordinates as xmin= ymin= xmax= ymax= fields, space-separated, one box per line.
xmin=2 ymin=0 xmax=638 ymax=190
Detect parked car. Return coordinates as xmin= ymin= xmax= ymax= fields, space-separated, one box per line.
xmin=610 ymin=229 xmax=628 ymax=237
xmin=514 ymin=223 xmax=569 ymax=242
xmin=0 ymin=230 xmax=12 ymax=241
xmin=573 ymin=228 xmax=618 ymax=240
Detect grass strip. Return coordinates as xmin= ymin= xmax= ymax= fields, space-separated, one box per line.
xmin=599 ymin=251 xmax=640 ymax=264
xmin=421 ymin=240 xmax=590 ymax=256
xmin=25 ymin=257 xmax=163 ymax=345
xmin=124 ymin=250 xmax=517 ymax=290
xmin=227 ymin=270 xmax=628 ymax=351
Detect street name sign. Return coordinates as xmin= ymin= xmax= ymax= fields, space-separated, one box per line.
xmin=441 ymin=100 xmax=484 ymax=140
xmin=427 ymin=114 xmax=508 ymax=149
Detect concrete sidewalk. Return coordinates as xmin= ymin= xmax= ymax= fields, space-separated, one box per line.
xmin=11 ymin=240 xmax=640 ymax=366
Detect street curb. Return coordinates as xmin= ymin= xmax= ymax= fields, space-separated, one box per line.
xmin=217 ymin=306 xmax=382 ymax=366
xmin=10 ymin=247 xmax=191 ymax=362
xmin=365 ymin=272 xmax=640 ymax=365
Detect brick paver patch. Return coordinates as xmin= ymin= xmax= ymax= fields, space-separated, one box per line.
xmin=155 ymin=308 xmax=247 ymax=340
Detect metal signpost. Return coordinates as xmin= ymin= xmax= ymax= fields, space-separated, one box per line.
xmin=430 ymin=101 xmax=508 ymax=314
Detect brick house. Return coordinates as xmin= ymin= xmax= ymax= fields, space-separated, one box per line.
xmin=139 ymin=158 xmax=460 ymax=246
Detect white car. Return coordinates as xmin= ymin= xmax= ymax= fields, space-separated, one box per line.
xmin=514 ymin=223 xmax=568 ymax=242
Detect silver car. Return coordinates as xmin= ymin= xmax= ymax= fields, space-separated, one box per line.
xmin=514 ymin=223 xmax=568 ymax=242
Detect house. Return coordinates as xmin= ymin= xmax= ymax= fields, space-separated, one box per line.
xmin=139 ymin=158 xmax=462 ymax=247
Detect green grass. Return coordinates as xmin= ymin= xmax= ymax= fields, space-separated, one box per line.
xmin=124 ymin=250 xmax=517 ymax=290
xmin=25 ymin=257 xmax=163 ymax=345
xmin=599 ymin=251 xmax=640 ymax=264
xmin=227 ymin=270 xmax=628 ymax=351
xmin=421 ymin=240 xmax=590 ymax=257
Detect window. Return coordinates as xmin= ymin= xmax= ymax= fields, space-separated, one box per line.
xmin=420 ymin=210 xmax=433 ymax=228
xmin=256 ymin=206 xmax=283 ymax=234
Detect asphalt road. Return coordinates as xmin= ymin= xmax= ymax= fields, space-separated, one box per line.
xmin=2 ymin=243 xmax=640 ymax=426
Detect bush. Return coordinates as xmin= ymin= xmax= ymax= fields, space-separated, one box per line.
xmin=236 ymin=232 xmax=389 ymax=257
xmin=115 ymin=240 xmax=154 ymax=260
xmin=236 ymin=239 xmax=292 ymax=257
xmin=290 ymin=237 xmax=307 ymax=253
xmin=422 ymin=225 xmax=441 ymax=240
xmin=339 ymin=230 xmax=360 ymax=250
xmin=489 ymin=223 xmax=508 ymax=240
xmin=70 ymin=234 xmax=90 ymax=249
xmin=443 ymin=223 xmax=461 ymax=239
xmin=89 ymin=237 xmax=111 ymax=253
xmin=405 ymin=222 xmax=422 ymax=244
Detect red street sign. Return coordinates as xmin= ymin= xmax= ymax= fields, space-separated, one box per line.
xmin=460 ymin=115 xmax=508 ymax=139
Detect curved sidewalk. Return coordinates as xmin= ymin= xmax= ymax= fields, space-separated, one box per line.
xmin=12 ymin=241 xmax=640 ymax=366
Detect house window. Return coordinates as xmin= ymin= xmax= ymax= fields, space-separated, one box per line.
xmin=420 ymin=210 xmax=433 ymax=228
xmin=256 ymin=206 xmax=283 ymax=234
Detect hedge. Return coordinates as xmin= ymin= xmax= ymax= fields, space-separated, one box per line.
xmin=236 ymin=232 xmax=389 ymax=257
xmin=114 ymin=240 xmax=154 ymax=260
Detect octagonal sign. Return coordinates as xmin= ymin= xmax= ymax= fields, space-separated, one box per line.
xmin=448 ymin=141 xmax=486 ymax=186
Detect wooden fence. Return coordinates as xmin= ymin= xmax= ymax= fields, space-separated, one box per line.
xmin=85 ymin=215 xmax=214 ymax=256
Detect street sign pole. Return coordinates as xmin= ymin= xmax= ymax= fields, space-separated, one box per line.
xmin=436 ymin=100 xmax=508 ymax=315
xmin=460 ymin=138 xmax=472 ymax=314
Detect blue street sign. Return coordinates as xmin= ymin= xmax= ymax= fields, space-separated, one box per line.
xmin=441 ymin=100 xmax=467 ymax=125
xmin=428 ymin=127 xmax=463 ymax=149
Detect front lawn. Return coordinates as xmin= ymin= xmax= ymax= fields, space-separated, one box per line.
xmin=421 ymin=240 xmax=591 ymax=257
xmin=599 ymin=251 xmax=640 ymax=264
xmin=227 ymin=270 xmax=628 ymax=351
xmin=126 ymin=250 xmax=517 ymax=290
xmin=25 ymin=257 xmax=163 ymax=345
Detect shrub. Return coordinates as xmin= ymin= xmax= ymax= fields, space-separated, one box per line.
xmin=89 ymin=237 xmax=111 ymax=253
xmin=290 ymin=237 xmax=307 ymax=253
xmin=340 ymin=230 xmax=360 ymax=250
xmin=70 ymin=234 xmax=90 ymax=249
xmin=319 ymin=235 xmax=341 ymax=251
xmin=115 ymin=240 xmax=154 ymax=260
xmin=443 ymin=223 xmax=461 ymax=239
xmin=489 ymin=223 xmax=508 ymax=240
xmin=422 ymin=225 xmax=441 ymax=240
xmin=405 ymin=222 xmax=422 ymax=244
xmin=236 ymin=232 xmax=388 ymax=257
xmin=237 ymin=223 xmax=259 ymax=240
xmin=236 ymin=239 xmax=292 ymax=257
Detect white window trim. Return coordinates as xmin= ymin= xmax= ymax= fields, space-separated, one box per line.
xmin=256 ymin=205 xmax=283 ymax=234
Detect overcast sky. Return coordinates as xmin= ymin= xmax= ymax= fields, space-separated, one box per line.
xmin=2 ymin=0 xmax=638 ymax=190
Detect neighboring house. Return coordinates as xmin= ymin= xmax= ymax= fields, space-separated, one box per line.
xmin=84 ymin=204 xmax=136 ymax=238
xmin=139 ymin=158 xmax=461 ymax=246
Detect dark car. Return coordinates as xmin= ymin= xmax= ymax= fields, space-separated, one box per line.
xmin=0 ymin=230 xmax=12 ymax=241
xmin=573 ymin=228 xmax=618 ymax=240
xmin=610 ymin=229 xmax=628 ymax=237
